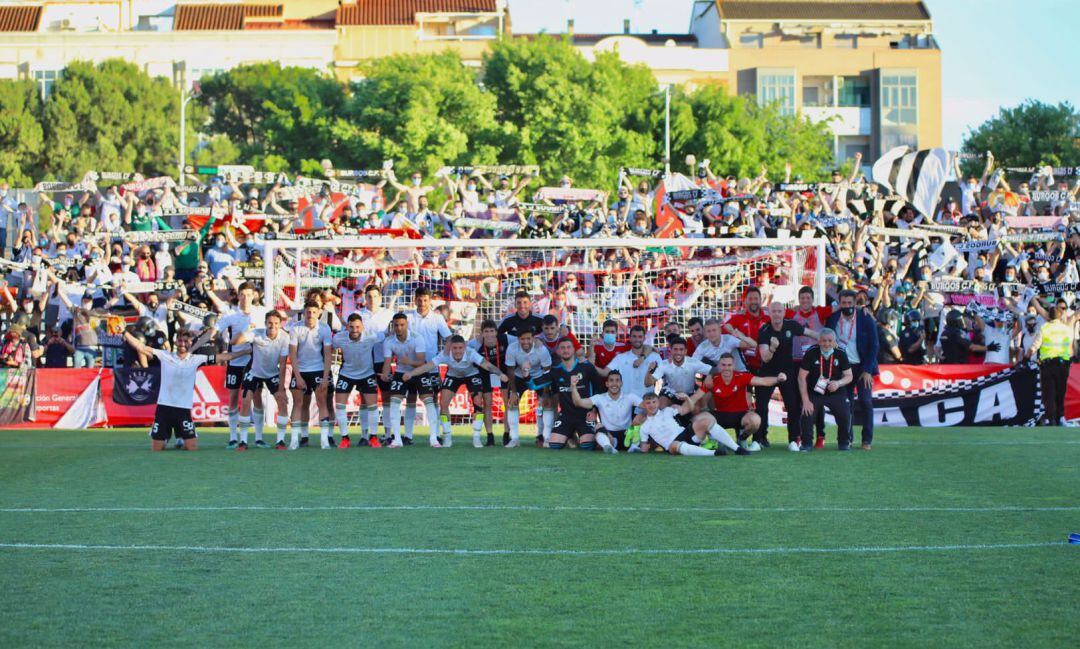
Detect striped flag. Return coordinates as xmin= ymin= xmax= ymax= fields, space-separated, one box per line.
xmin=847 ymin=198 xmax=905 ymax=219
xmin=871 ymin=146 xmax=949 ymax=218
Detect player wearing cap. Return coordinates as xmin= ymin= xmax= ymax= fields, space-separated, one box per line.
xmin=123 ymin=328 xmax=251 ymax=451
xmin=331 ymin=313 xmax=386 ymax=448
xmin=405 ymin=334 xmax=509 ymax=448
xmin=231 ymin=310 xmax=290 ymax=450
xmin=503 ymin=329 xmax=552 ymax=447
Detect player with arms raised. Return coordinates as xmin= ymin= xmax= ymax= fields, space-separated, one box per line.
xmin=123 ymin=328 xmax=251 ymax=451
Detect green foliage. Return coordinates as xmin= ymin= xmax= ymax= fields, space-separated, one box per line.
xmin=190 ymin=134 xmax=242 ymax=169
xmin=41 ymin=60 xmax=182 ymax=180
xmin=0 ymin=79 xmax=44 ymax=187
xmin=961 ymin=100 xmax=1080 ymax=177
xmin=342 ymin=51 xmax=504 ymax=176
xmin=198 ymin=63 xmax=348 ymax=172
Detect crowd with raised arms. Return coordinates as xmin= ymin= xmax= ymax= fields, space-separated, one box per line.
xmin=1 ymin=150 xmax=1079 ymax=448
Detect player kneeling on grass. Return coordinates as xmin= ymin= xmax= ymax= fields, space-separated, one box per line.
xmin=231 ymin=311 xmax=290 ymax=450
xmin=632 ymin=391 xmax=750 ymax=457
xmin=123 ymin=328 xmax=251 ymax=451
xmin=404 ymin=335 xmax=509 ymax=448
xmin=503 ymin=329 xmax=552 ymax=447
xmin=569 ymin=371 xmax=640 ymax=453
xmin=707 ymin=353 xmax=783 ymax=452
xmin=332 ymin=314 xmax=386 ymax=449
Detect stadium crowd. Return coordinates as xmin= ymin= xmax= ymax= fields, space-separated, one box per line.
xmin=1 ymin=150 xmax=1079 ymax=450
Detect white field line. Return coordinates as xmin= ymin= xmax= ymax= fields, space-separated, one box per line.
xmin=0 ymin=541 xmax=1065 ymax=556
xmin=0 ymin=505 xmax=1076 ymax=514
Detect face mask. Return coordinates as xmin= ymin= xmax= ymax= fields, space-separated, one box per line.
xmin=841 ymin=306 xmax=855 ymax=317
xmin=32 ymin=255 xmax=41 ymax=265
xmin=467 ymin=184 xmax=476 ymax=191
xmin=412 ymin=179 xmax=422 ymax=187
xmin=22 ymin=303 xmax=33 ymax=313
xmin=821 ymin=347 xmax=834 ymax=358
xmin=602 ymin=333 xmax=616 ymax=346
xmin=215 ymin=241 xmax=225 ymax=249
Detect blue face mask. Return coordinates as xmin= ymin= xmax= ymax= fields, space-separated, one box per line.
xmin=821 ymin=347 xmax=834 ymax=358
xmin=602 ymin=333 xmax=616 ymax=346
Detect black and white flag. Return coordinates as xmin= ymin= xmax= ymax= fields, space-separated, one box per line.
xmin=871 ymin=146 xmax=949 ymax=219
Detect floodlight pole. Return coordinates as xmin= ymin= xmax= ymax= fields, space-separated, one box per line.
xmin=664 ymin=84 xmax=671 ymax=176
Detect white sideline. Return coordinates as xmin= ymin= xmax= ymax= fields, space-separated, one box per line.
xmin=0 ymin=505 xmax=1076 ymax=514
xmin=0 ymin=541 xmax=1064 ymax=556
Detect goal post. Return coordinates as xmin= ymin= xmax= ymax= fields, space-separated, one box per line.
xmin=262 ymin=236 xmax=827 ymax=343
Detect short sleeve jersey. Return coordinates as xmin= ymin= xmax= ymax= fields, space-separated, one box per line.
xmin=218 ymin=307 xmax=267 ymax=367
xmin=333 ymin=330 xmax=383 ymax=379
xmin=590 ymin=392 xmax=642 ymax=431
xmin=433 ymin=348 xmax=485 ymax=378
xmin=383 ymin=333 xmax=425 ymax=372
xmin=290 ymin=321 xmax=333 ymax=373
xmin=710 ymin=371 xmax=754 ymax=413
xmin=757 ymin=320 xmax=806 ymax=376
xmin=505 ymin=342 xmax=552 ymax=380
xmin=248 ymin=328 xmax=290 ymax=379
xmin=153 ymin=350 xmax=210 ymax=409
xmin=653 ymin=357 xmax=712 ymax=394
xmin=640 ymin=407 xmax=685 ymax=448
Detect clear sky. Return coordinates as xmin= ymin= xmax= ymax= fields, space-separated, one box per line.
xmin=507 ymin=0 xmax=1080 ymax=151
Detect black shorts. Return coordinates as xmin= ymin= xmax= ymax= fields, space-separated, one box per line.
xmin=674 ymin=425 xmax=698 ymax=445
xmin=551 ymin=416 xmax=594 ymax=440
xmin=336 ymin=374 xmax=379 ymax=396
xmin=151 ymin=404 xmax=196 ymax=441
xmin=289 ymin=370 xmax=327 ymax=395
xmin=225 ymin=363 xmax=250 ymax=391
xmin=441 ymin=374 xmax=486 ymax=396
xmin=713 ymin=411 xmax=747 ymax=431
xmin=242 ymin=373 xmax=280 ymax=395
xmin=388 ymin=371 xmax=435 ymax=398
xmin=477 ymin=370 xmax=499 ymax=394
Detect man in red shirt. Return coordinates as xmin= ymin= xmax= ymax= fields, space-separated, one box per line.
xmin=724 ymin=286 xmax=769 ymax=372
xmin=686 ymin=317 xmax=704 ymax=356
xmin=537 ymin=314 xmax=582 ymax=356
xmin=786 ymin=287 xmax=832 ymax=447
xmin=590 ymin=319 xmax=630 ymax=370
xmin=708 ymin=353 xmax=786 ymax=450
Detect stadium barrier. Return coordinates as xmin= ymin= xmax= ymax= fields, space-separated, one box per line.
xmin=1 ymin=362 xmax=1071 ymax=429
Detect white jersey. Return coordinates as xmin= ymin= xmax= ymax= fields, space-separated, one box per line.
xmin=505 ymin=342 xmax=551 ymax=380
xmin=248 ymin=328 xmax=290 ymax=379
xmin=333 ymin=330 xmax=383 ymax=379
xmin=607 ymin=349 xmax=662 ymax=398
xmin=406 ymin=308 xmax=453 ymax=363
xmin=433 ymin=348 xmax=485 ymax=378
xmin=640 ymin=407 xmax=686 ymax=449
xmin=153 ymin=350 xmax=210 ymax=410
xmin=289 ymin=321 xmax=333 ymax=372
xmin=218 ymin=307 xmax=267 ymax=367
xmin=590 ymin=392 xmax=642 ymax=432
xmin=691 ymin=336 xmax=745 ymax=372
xmin=357 ymin=307 xmax=394 ymax=359
xmin=652 ymin=357 xmax=712 ymax=394
xmin=384 ymin=333 xmax=425 ymax=372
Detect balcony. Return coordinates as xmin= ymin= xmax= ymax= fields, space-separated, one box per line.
xmin=803 ymin=106 xmax=872 ymax=136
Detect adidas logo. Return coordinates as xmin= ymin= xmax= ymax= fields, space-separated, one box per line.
xmin=192 ymin=370 xmax=229 ymax=421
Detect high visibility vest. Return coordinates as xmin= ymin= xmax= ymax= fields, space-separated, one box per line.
xmin=1039 ymin=321 xmax=1073 ymax=361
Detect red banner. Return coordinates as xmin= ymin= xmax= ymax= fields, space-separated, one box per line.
xmin=873 ymin=364 xmax=1011 ymax=394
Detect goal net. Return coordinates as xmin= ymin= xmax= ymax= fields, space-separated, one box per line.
xmin=260 ymin=236 xmax=825 ymax=424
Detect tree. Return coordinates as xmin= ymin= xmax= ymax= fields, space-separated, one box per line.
xmin=340 ymin=51 xmax=504 ymax=176
xmin=198 ymin=64 xmax=348 ymax=171
xmin=40 ymin=59 xmax=182 ymax=180
xmin=960 ymin=100 xmax=1080 ymax=177
xmin=0 ymin=79 xmax=44 ymax=187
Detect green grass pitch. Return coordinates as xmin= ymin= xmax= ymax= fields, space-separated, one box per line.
xmin=0 ymin=425 xmax=1077 ymax=648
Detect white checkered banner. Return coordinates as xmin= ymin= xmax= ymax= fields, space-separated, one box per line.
xmin=855 ymin=363 xmax=1042 ymax=427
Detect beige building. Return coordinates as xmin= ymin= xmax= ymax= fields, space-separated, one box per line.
xmin=691 ymin=0 xmax=942 ymax=162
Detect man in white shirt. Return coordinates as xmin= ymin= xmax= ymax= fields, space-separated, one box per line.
xmin=503 ymin=329 xmax=553 ymax=447
xmin=380 ymin=313 xmax=435 ymax=448
xmin=691 ymin=318 xmax=749 ymax=372
xmin=570 ymin=371 xmax=641 ymax=453
xmin=232 ymin=310 xmax=290 ymax=449
xmin=356 ymin=284 xmax=394 ymax=440
xmin=212 ymin=283 xmax=267 ymax=448
xmin=123 ymin=328 xmax=250 ymax=451
xmin=405 ymin=288 xmax=452 ymax=445
xmin=632 ymin=391 xmax=748 ymax=457
xmin=332 ymin=313 xmax=385 ymax=448
xmin=604 ymin=325 xmax=661 ymax=398
xmin=645 ymin=337 xmax=712 ymax=407
xmin=288 ymin=301 xmax=334 ymax=449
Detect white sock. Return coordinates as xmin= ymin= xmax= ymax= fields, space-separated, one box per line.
xmin=228 ymin=411 xmax=239 ymax=442
xmin=506 ymin=408 xmax=520 ymax=440
xmin=679 ymin=443 xmax=715 ymax=457
xmin=275 ymin=416 xmax=288 ymax=443
xmin=424 ymin=400 xmax=440 ymax=437
xmin=290 ymin=420 xmax=302 ymax=446
xmin=596 ymin=432 xmax=613 ymax=451
xmin=237 ymin=415 xmax=250 ymax=445
xmin=300 ymin=422 xmax=310 ymax=440
xmin=367 ymin=407 xmax=379 ymax=440
xmin=335 ymin=403 xmax=349 ymax=439
xmin=472 ymin=417 xmax=483 ymax=434
xmin=709 ymin=424 xmax=739 ymax=451
xmin=389 ymin=399 xmax=403 ymax=443
xmin=404 ymin=404 xmax=417 ymax=439
xmin=359 ymin=405 xmax=370 ymax=438
xmin=320 ymin=419 xmax=331 ymax=446
xmin=542 ymin=408 xmax=555 ymax=441
xmin=252 ymin=408 xmax=264 ymax=442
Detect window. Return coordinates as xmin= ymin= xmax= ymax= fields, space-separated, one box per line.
xmin=801 ymin=76 xmax=834 ymax=107
xmin=838 ymin=76 xmax=870 ymax=108
xmin=757 ymin=70 xmax=796 ymax=116
xmin=33 ymin=69 xmax=60 ymax=99
xmin=739 ymin=33 xmax=762 ymax=48
xmin=881 ymin=74 xmax=918 ymax=126
xmin=834 ymin=34 xmax=858 ymax=49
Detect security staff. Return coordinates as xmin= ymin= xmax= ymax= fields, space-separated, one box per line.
xmin=1032 ymin=299 xmax=1076 ymax=427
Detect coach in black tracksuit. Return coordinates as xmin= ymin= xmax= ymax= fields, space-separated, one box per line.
xmin=756 ymin=302 xmax=818 ymax=446
xmin=797 ymin=329 xmax=854 ymax=451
